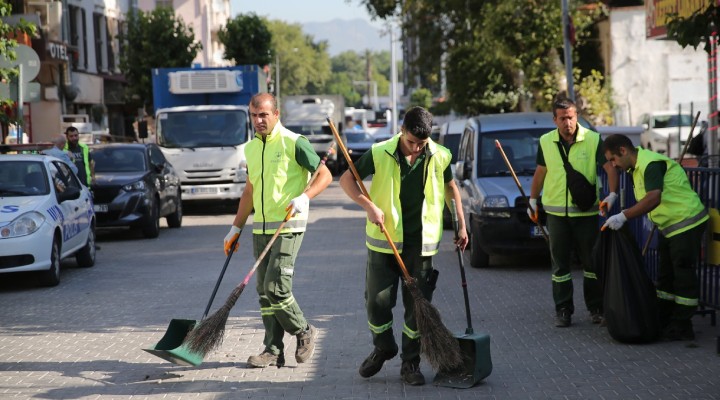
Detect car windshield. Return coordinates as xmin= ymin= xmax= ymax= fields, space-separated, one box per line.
xmin=654 ymin=114 xmax=692 ymax=129
xmin=442 ymin=134 xmax=461 ymax=163
xmin=157 ymin=110 xmax=248 ymax=148
xmin=478 ymin=129 xmax=546 ymax=177
xmin=0 ymin=161 xmax=49 ymax=196
xmin=346 ymin=132 xmax=373 ymax=143
xmin=93 ymin=148 xmax=146 ymax=173
xmin=285 ymin=125 xmax=332 ymax=137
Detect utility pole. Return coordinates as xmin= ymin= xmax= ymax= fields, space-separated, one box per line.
xmin=390 ymin=26 xmax=398 ymax=136
xmin=561 ymin=0 xmax=575 ymax=101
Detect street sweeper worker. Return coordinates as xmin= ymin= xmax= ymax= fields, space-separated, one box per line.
xmin=223 ymin=93 xmax=332 ymax=368
xmin=338 ymin=106 xmax=468 ymax=386
xmin=528 ymin=97 xmax=619 ymax=328
xmin=602 ymin=133 xmax=708 ymax=341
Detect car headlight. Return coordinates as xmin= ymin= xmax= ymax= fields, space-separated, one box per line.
xmin=122 ymin=180 xmax=146 ymax=191
xmin=0 ymin=211 xmax=45 ymax=238
xmin=480 ymin=195 xmax=511 ymax=218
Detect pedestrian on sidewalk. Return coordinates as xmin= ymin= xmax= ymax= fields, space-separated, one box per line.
xmin=338 ymin=106 xmax=468 ymax=386
xmin=43 ymin=134 xmax=78 ymax=174
xmin=528 ymin=97 xmax=619 ymax=328
xmin=223 ymin=93 xmax=332 ymax=368
xmin=602 ymin=134 xmax=707 ymax=341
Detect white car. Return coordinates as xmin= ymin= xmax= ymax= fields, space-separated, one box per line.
xmin=638 ymin=111 xmax=693 ymax=158
xmin=0 ymin=153 xmax=96 ymax=286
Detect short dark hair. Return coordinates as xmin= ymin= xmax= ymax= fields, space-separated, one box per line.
xmin=65 ymin=126 xmax=79 ymax=135
xmin=552 ymin=97 xmax=577 ymax=117
xmin=250 ymin=93 xmax=277 ymax=111
xmin=603 ymin=134 xmax=635 ymax=156
xmin=402 ymin=106 xmax=433 ymax=139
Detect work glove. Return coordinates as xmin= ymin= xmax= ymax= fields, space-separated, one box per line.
xmin=602 ymin=211 xmax=627 ymax=231
xmin=599 ymin=192 xmax=618 ymax=217
xmin=286 ymin=193 xmax=309 ymax=216
xmin=224 ymin=225 xmax=241 ymax=256
xmin=527 ymin=198 xmax=539 ymax=223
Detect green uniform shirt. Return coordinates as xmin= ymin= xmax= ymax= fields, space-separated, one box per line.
xmin=354 ymin=147 xmax=453 ymax=245
xmin=641 ymin=161 xmax=666 ymax=192
xmin=294 ymin=137 xmax=322 ymax=172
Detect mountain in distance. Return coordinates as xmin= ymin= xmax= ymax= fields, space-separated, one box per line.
xmin=302 ymin=18 xmax=391 ymax=56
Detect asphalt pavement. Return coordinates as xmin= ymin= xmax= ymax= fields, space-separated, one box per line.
xmin=1 ymin=182 xmax=719 ymax=400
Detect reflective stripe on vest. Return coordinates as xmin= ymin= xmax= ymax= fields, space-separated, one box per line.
xmin=539 ymin=125 xmax=600 ymax=217
xmin=632 ymin=148 xmax=708 ymax=238
xmin=365 ymin=134 xmax=450 ymax=256
xmin=245 ymin=123 xmax=310 ymax=234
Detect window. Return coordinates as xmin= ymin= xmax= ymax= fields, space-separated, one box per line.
xmin=93 ymin=13 xmax=106 ymax=72
xmin=156 ymin=0 xmax=172 ymax=8
xmin=69 ymin=6 xmax=88 ymax=70
xmin=106 ymin=17 xmax=117 ymax=72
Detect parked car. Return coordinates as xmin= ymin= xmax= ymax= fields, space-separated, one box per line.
xmin=638 ymin=111 xmax=693 ymax=158
xmin=455 ymin=112 xmax=595 ymax=268
xmin=0 ymin=153 xmax=96 ymax=286
xmin=91 ymin=143 xmax=182 ymax=238
xmin=439 ymin=119 xmax=467 ymax=227
xmin=345 ymin=131 xmax=376 ymax=162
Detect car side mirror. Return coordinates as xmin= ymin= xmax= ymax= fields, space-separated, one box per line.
xmin=153 ymin=162 xmax=164 ymax=173
xmin=455 ymin=161 xmax=466 ymax=180
xmin=463 ymin=161 xmax=473 ymax=179
xmin=58 ymin=186 xmax=81 ymax=202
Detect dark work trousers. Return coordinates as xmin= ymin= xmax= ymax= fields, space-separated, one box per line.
xmin=656 ymin=222 xmax=705 ymax=324
xmin=546 ymin=214 xmax=602 ymax=314
xmin=253 ymin=232 xmax=307 ymax=356
xmin=365 ymin=245 xmax=435 ymax=362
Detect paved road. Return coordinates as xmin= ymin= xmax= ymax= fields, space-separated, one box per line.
xmin=1 ymin=182 xmax=719 ymax=399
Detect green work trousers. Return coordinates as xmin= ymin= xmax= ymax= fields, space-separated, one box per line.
xmin=656 ymin=222 xmax=705 ymax=324
xmin=547 ymin=214 xmax=602 ymax=314
xmin=253 ymin=232 xmax=307 ymax=356
xmin=365 ymin=245 xmax=435 ymax=362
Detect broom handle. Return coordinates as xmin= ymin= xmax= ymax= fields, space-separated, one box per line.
xmin=202 ymin=232 xmax=241 ymax=319
xmin=239 ymin=208 xmax=294 ymax=287
xmin=327 ymin=117 xmax=414 ymax=282
xmin=450 ymin=199 xmax=474 ymax=335
xmin=642 ymin=111 xmax=701 ymax=256
xmin=495 ymin=140 xmax=549 ymax=242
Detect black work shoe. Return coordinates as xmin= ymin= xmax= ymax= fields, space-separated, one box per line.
xmin=295 ymin=324 xmax=317 ymax=363
xmin=555 ymin=308 xmax=572 ymax=327
xmin=359 ymin=347 xmax=398 ymax=378
xmin=247 ymin=351 xmax=285 ymax=368
xmin=662 ymin=321 xmax=695 ymax=341
xmin=590 ymin=310 xmax=603 ymax=324
xmin=400 ymin=360 xmax=425 ymax=386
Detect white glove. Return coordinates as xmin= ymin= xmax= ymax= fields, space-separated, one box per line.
xmin=602 ymin=211 xmax=627 ymax=231
xmin=527 ymin=198 xmax=538 ymax=223
xmin=599 ymin=192 xmax=618 ymax=217
xmin=286 ymin=193 xmax=310 ymax=216
xmin=224 ymin=225 xmax=241 ymax=256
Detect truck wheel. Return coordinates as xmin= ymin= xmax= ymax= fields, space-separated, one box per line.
xmin=469 ymin=226 xmax=490 ymax=268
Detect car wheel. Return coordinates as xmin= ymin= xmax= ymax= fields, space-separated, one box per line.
xmin=166 ymin=195 xmax=182 ymax=228
xmin=39 ymin=236 xmax=61 ymax=287
xmin=469 ymin=225 xmax=490 ymax=269
xmin=142 ymin=198 xmax=160 ymax=238
xmin=76 ymin=223 xmax=96 ymax=268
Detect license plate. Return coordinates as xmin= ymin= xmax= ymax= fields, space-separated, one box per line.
xmin=530 ymin=225 xmax=547 ymax=238
xmin=188 ymin=187 xmax=217 ymax=194
xmin=94 ymin=204 xmax=108 ymax=212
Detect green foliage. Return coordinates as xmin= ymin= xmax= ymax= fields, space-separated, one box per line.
xmin=410 ymin=87 xmax=432 ymax=109
xmin=324 ymin=50 xmax=391 ymax=107
xmin=576 ymin=69 xmax=614 ymax=126
xmin=219 ymin=13 xmax=272 ymax=65
xmin=666 ymin=4 xmax=718 ymax=53
xmin=0 ymin=0 xmax=37 ymax=124
xmin=119 ymin=7 xmax=202 ymax=112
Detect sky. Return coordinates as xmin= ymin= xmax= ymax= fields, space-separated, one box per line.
xmin=229 ymin=0 xmax=386 ymax=29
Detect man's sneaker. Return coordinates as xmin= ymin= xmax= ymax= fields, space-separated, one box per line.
xmin=359 ymin=347 xmax=398 ymax=378
xmin=400 ymin=360 xmax=425 ymax=386
xmin=247 ymin=351 xmax=284 ymax=368
xmin=295 ymin=324 xmax=317 ymax=363
xmin=590 ymin=310 xmax=603 ymax=324
xmin=555 ymin=308 xmax=572 ymax=327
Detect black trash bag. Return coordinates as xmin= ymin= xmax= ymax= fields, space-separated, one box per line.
xmin=594 ymin=228 xmax=660 ymax=343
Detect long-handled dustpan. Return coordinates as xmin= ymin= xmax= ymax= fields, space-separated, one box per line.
xmin=143 ymin=234 xmax=240 ymax=366
xmin=434 ymin=199 xmax=492 ymax=388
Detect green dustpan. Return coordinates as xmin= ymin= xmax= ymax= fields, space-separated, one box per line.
xmin=434 ymin=200 xmax=493 ymax=388
xmin=143 ymin=235 xmax=240 ymax=367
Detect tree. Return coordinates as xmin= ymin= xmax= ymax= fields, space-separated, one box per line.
xmin=666 ymin=3 xmax=718 ymax=53
xmin=119 ymin=7 xmax=202 ymax=113
xmin=218 ymin=13 xmax=272 ymax=65
xmin=267 ymin=20 xmax=331 ymax=96
xmin=324 ymin=50 xmax=391 ymax=108
xmin=409 ymin=87 xmax=432 ymax=109
xmin=0 ymin=0 xmax=37 ymax=126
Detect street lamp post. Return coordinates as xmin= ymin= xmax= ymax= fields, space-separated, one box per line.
xmin=390 ymin=26 xmax=399 ymax=136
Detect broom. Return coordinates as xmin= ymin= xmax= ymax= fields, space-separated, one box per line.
xmin=183 ymin=143 xmax=335 ymax=356
xmin=327 ymin=118 xmax=463 ymax=373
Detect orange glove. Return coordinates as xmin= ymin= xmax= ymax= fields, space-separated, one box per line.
xmin=224 ymin=226 xmax=241 ymax=256
xmin=527 ymin=198 xmax=539 ymax=223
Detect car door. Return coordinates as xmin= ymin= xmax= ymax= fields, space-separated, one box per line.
xmin=148 ymin=144 xmax=177 ymax=216
xmin=49 ymin=161 xmax=87 ymax=252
